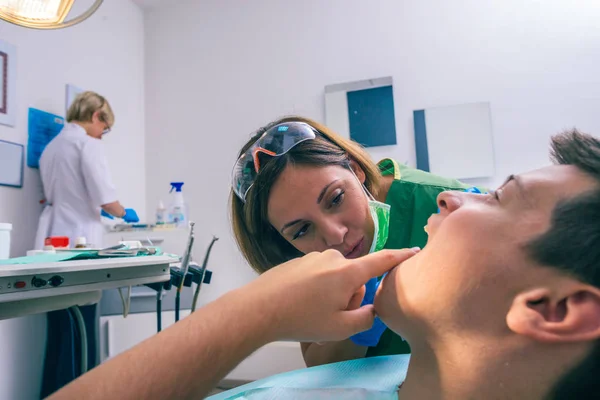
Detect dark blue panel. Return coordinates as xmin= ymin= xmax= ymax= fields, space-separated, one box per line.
xmin=346 ymin=85 xmax=397 ymax=148
xmin=413 ymin=109 xmax=430 ymax=172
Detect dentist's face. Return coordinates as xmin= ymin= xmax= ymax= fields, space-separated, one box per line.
xmin=267 ymin=164 xmax=375 ymax=259
xmin=375 ymin=165 xmax=597 ymax=342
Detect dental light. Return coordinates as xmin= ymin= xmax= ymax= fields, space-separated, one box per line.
xmin=0 ymin=0 xmax=103 ymax=30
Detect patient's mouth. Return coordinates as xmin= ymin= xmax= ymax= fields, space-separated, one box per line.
xmin=425 ymin=214 xmax=442 ymax=235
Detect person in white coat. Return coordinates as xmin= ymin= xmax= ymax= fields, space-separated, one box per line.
xmin=35 ymin=91 xmax=139 ymax=249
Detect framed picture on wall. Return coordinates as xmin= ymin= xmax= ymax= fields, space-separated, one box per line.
xmin=0 ymin=39 xmax=17 ymax=127
xmin=0 ymin=139 xmax=24 ymax=188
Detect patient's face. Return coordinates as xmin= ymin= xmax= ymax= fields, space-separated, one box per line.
xmin=375 ymin=164 xmax=597 ymax=341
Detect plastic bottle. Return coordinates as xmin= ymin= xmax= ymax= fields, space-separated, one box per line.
xmin=74 ymin=237 xmax=88 ymax=249
xmin=156 ymin=200 xmax=167 ymax=225
xmin=168 ymin=182 xmax=188 ymax=227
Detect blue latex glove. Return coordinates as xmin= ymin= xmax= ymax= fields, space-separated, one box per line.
xmin=349 ymin=276 xmax=389 ymax=347
xmin=100 ymin=209 xmax=114 ymax=219
xmin=101 ymin=208 xmax=139 ymax=223
xmin=122 ymin=208 xmax=139 ymax=223
xmin=464 ymin=186 xmax=482 ymax=194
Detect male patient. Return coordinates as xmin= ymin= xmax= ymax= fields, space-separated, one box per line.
xmin=376 ymin=129 xmax=600 ymax=399
xmin=48 ymin=129 xmax=599 ymax=400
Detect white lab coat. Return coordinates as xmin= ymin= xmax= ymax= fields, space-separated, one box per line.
xmin=34 ymin=123 xmax=118 ymax=249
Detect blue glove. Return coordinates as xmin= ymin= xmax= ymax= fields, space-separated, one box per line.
xmin=464 ymin=186 xmax=482 ymax=194
xmin=349 ymin=276 xmax=389 ymax=347
xmin=122 ymin=208 xmax=139 ymax=223
xmin=101 ymin=209 xmax=114 ymax=219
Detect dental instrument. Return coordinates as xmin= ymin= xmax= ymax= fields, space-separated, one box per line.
xmin=191 ymin=236 xmax=218 ymax=312
xmin=175 ymin=222 xmax=195 ymax=322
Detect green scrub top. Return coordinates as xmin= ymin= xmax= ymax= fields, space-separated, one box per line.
xmin=365 ymin=159 xmax=476 ymax=358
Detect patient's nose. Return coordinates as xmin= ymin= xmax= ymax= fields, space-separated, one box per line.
xmin=437 ymin=191 xmax=463 ymax=214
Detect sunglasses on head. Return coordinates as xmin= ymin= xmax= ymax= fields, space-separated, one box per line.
xmin=231 ymin=122 xmax=318 ymax=203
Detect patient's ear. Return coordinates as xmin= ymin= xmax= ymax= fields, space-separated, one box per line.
xmin=506 ymin=282 xmax=600 ymax=343
xmin=349 ymin=160 xmax=366 ymax=184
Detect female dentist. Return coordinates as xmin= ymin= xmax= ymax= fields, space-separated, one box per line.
xmin=35 ymin=91 xmax=139 ymax=249
xmin=231 ymin=116 xmax=482 ymax=367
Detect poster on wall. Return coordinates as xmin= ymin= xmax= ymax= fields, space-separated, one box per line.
xmin=0 ymin=39 xmax=17 ymax=127
xmin=27 ymin=108 xmax=65 ymax=169
xmin=65 ymin=84 xmax=84 ymax=115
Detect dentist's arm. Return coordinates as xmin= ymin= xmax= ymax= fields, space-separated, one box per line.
xmin=101 ymin=201 xmax=126 ymax=218
xmin=48 ymin=249 xmax=417 ymax=400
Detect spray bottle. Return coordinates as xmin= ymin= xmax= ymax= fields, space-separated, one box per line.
xmin=168 ymin=182 xmax=188 ymax=227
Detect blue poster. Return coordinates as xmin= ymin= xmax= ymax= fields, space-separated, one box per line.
xmin=27 ymin=108 xmax=64 ymax=168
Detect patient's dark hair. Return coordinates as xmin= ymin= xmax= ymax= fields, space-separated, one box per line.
xmin=524 ymin=129 xmax=600 ymax=399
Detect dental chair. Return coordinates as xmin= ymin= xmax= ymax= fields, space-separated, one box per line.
xmin=208 ymin=354 xmax=410 ymax=399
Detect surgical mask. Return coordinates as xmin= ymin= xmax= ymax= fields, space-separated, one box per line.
xmin=351 ymin=170 xmax=391 ymax=254
xmin=368 ymin=197 xmax=391 ymax=253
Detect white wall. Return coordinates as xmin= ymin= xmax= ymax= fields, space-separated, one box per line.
xmin=144 ymin=0 xmax=600 ymax=303
xmin=0 ymin=1 xmax=146 ymax=398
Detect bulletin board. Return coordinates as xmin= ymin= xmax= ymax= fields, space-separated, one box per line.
xmin=27 ymin=108 xmax=65 ymax=169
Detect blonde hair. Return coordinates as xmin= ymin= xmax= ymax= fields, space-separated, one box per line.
xmin=230 ymin=116 xmax=381 ymax=274
xmin=66 ymin=91 xmax=115 ymax=127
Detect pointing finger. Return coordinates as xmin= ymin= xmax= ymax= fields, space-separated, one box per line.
xmin=351 ymin=248 xmax=419 ymax=286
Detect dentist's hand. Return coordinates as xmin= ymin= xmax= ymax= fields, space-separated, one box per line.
xmin=238 ymin=248 xmax=419 ymax=343
xmin=122 ymin=208 xmax=139 ymax=223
